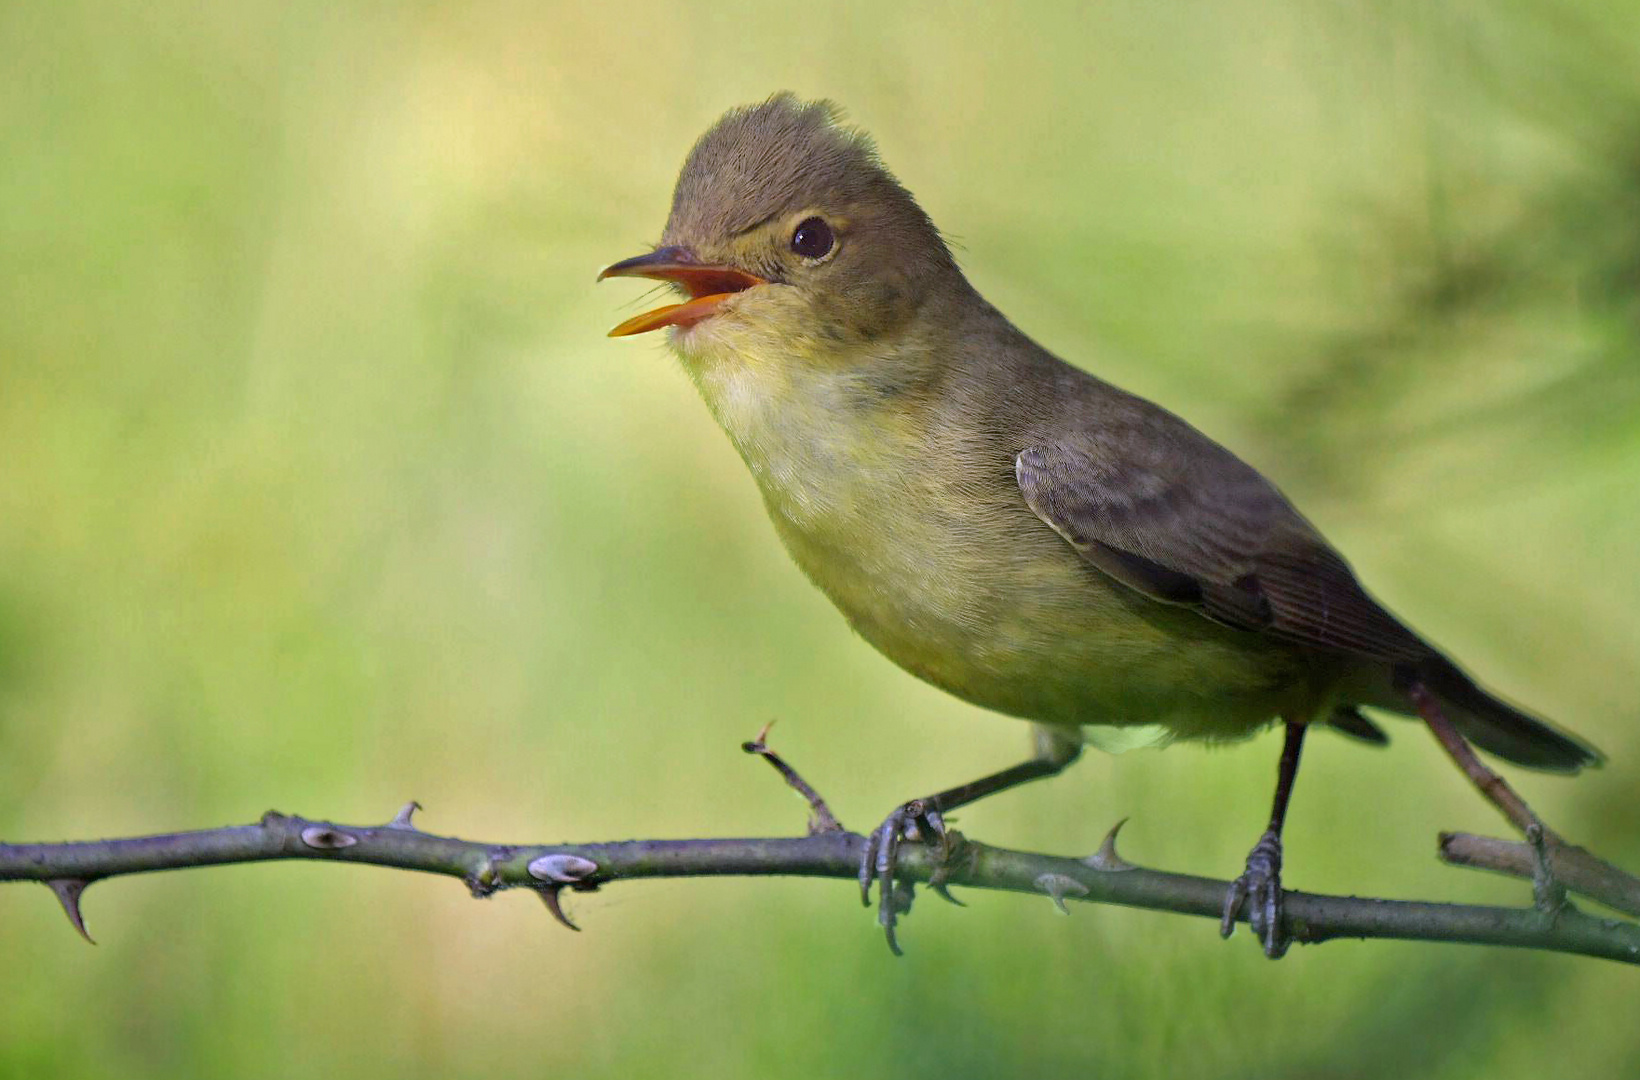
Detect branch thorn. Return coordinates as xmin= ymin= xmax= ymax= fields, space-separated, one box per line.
xmin=1034 ymin=873 xmax=1089 ymax=915
xmin=1083 ymin=817 xmax=1135 ymax=872
xmin=388 ymin=802 xmax=422 ymax=830
xmin=47 ymin=879 xmax=94 ymax=944
xmin=537 ymin=886 xmax=581 ymax=931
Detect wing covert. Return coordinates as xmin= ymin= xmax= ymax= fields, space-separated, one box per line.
xmin=1015 ymin=442 xmax=1430 ymax=663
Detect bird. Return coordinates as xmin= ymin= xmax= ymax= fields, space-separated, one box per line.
xmin=597 ymin=93 xmax=1601 ymax=957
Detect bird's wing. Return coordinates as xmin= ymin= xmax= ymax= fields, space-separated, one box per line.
xmin=1015 ymin=440 xmax=1432 ymax=663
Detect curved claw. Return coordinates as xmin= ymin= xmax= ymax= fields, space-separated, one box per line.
xmin=1221 ymin=829 xmax=1288 ymax=958
xmin=881 ymin=903 xmax=904 ymax=957
xmin=878 ymin=876 xmax=916 ymax=956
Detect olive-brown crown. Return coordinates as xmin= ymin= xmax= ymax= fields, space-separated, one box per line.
xmin=659 ymin=94 xmax=958 ymax=326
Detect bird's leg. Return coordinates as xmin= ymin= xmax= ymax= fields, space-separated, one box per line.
xmin=861 ymin=726 xmax=1082 ymax=954
xmin=1221 ymin=719 xmax=1306 ymax=958
xmin=1406 ymin=680 xmax=1572 ymax=913
xmin=1406 ymin=681 xmax=1551 ymax=840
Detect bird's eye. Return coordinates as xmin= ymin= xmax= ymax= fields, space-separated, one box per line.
xmin=790 ymin=217 xmax=835 ymax=260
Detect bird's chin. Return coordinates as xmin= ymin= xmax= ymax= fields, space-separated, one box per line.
xmin=665 ymin=301 xmax=726 ymax=342
xmin=665 ymin=302 xmax=774 ymax=370
xmin=667 ymin=308 xmax=734 ymax=355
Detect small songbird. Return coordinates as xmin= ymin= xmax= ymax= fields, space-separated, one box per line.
xmin=598 ymin=93 xmax=1600 ymax=956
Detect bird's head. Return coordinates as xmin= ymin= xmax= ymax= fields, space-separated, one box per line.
xmin=599 ymin=94 xmax=959 ymax=362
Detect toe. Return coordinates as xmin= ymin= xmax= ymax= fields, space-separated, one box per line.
xmin=1220 ymin=878 xmax=1248 ymax=938
xmin=1222 ymin=829 xmax=1289 ymax=957
xmin=860 ymin=799 xmax=959 ymax=954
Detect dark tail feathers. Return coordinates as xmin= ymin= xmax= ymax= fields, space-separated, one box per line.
xmin=1327 ymin=706 xmax=1390 ymax=746
xmin=1411 ymin=657 xmax=1602 ymax=773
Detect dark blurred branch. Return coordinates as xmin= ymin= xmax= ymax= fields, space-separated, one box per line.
xmin=4 ymin=804 xmax=1639 ymax=964
xmin=1439 ymin=831 xmax=1640 ymax=919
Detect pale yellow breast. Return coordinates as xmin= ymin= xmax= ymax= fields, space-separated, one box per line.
xmin=674 ymin=331 xmax=1301 ymax=742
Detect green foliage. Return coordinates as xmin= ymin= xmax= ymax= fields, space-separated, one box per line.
xmin=2 ymin=2 xmax=1637 ymax=1077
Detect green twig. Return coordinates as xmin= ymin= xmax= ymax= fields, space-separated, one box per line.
xmin=4 ymin=804 xmax=1638 ymax=964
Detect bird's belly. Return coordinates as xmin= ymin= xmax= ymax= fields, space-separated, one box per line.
xmin=688 ymin=351 xmax=1300 ymax=743
xmin=765 ymin=477 xmax=1297 ymax=743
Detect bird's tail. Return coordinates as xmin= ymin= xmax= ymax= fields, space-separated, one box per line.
xmin=1402 ymin=657 xmax=1603 ymax=773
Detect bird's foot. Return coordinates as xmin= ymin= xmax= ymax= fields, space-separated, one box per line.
xmin=858 ymin=799 xmax=964 ymax=954
xmin=1220 ymin=828 xmax=1289 ymax=958
xmin=1526 ymin=823 xmax=1570 ymax=919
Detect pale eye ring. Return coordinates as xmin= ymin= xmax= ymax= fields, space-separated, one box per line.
xmin=790 ymin=216 xmax=835 ymax=260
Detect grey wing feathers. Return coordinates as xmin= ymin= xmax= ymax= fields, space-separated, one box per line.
xmin=1013 ymin=432 xmax=1600 ymax=773
xmin=1014 ymin=441 xmax=1433 ymax=664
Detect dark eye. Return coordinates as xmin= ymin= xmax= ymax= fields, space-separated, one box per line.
xmin=790 ymin=216 xmax=835 ymax=259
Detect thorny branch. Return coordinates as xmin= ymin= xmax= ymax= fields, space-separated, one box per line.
xmin=2 ymin=736 xmax=1639 ymax=965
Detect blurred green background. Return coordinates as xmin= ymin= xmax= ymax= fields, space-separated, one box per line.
xmin=3 ymin=2 xmax=1638 ymax=1077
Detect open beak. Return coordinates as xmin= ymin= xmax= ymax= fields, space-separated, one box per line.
xmin=597 ymin=246 xmax=767 ymax=337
